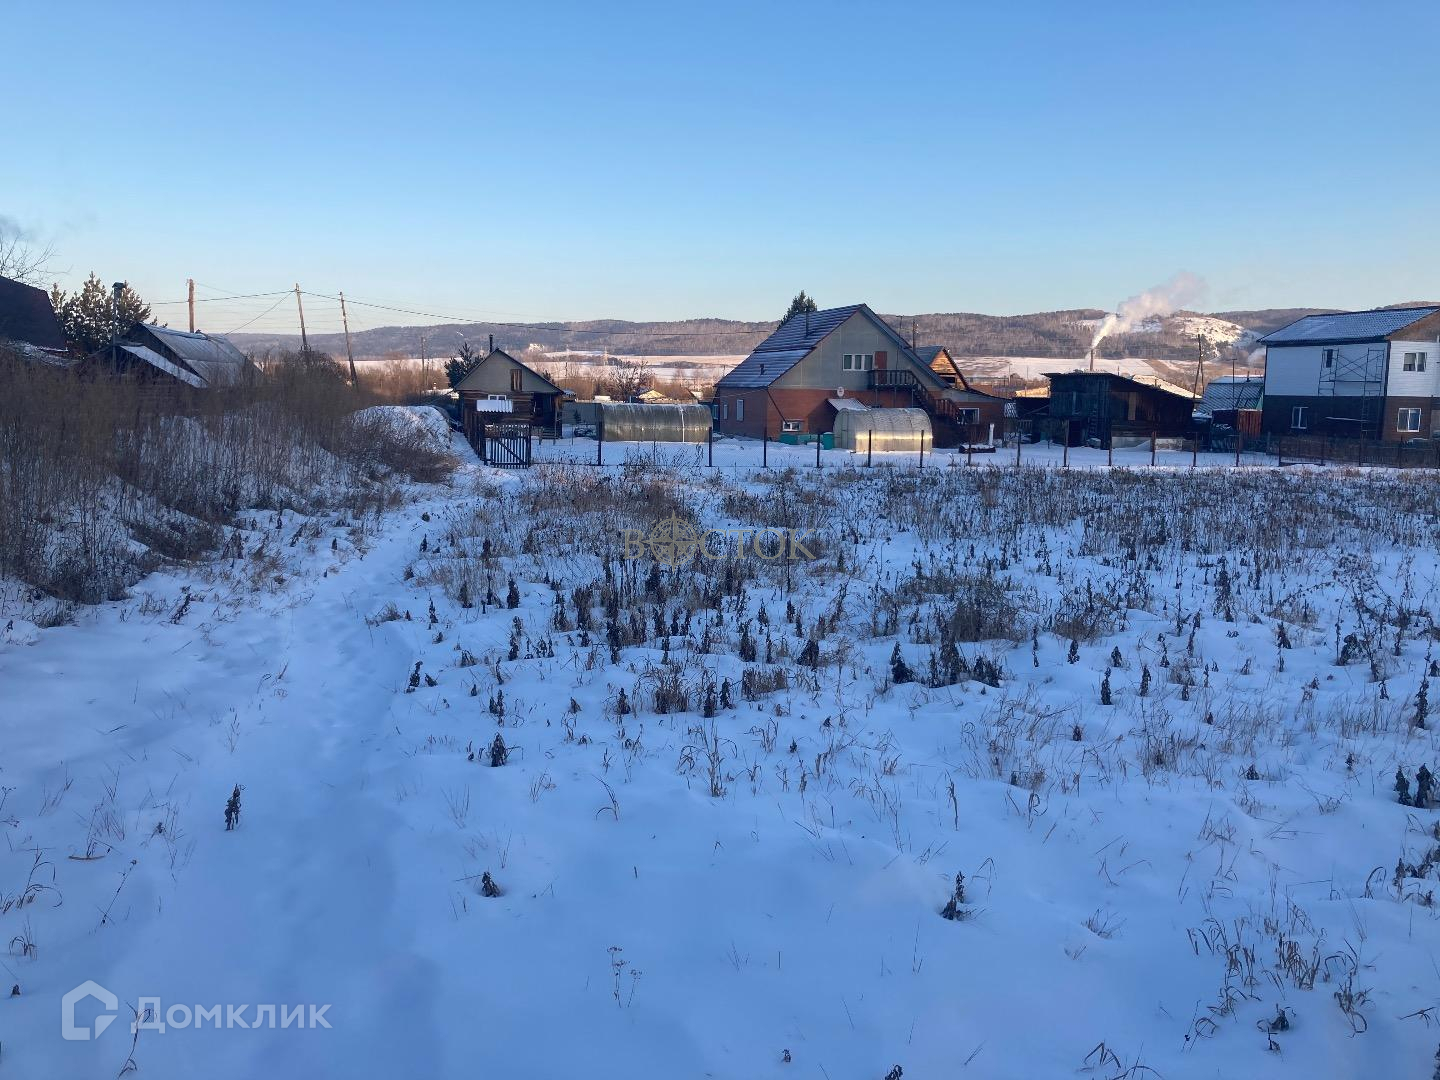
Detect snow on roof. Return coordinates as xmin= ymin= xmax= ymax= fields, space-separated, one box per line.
xmin=118 ymin=343 xmax=207 ymax=388
xmin=828 ymin=396 xmax=868 ymax=411
xmin=1260 ymin=307 xmax=1439 ymax=346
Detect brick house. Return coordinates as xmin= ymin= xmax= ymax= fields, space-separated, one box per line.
xmin=711 ymin=304 xmax=1002 ymax=444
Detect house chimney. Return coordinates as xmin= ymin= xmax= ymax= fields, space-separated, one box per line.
xmin=489 ymin=333 xmax=494 ymax=354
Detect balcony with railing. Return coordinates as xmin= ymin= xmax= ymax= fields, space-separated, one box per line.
xmin=867 ymin=369 xmax=917 ymax=389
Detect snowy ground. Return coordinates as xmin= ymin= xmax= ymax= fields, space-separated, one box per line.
xmin=2 ymin=434 xmax=1437 ymax=1079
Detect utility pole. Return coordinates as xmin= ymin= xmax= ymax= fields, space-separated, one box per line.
xmin=339 ymin=291 xmax=359 ymax=387
xmin=1232 ymin=346 xmax=1241 ymax=467
xmin=187 ymin=278 xmax=196 ymax=333
xmin=294 ymin=284 xmax=309 ymax=352
xmin=1190 ymin=334 xmax=1207 ymax=468
xmin=420 ymin=331 xmax=428 ymax=386
xmin=111 ymin=281 xmax=124 ymax=369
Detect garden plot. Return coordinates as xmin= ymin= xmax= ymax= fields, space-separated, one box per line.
xmin=1 ymin=452 xmax=1437 ymax=1080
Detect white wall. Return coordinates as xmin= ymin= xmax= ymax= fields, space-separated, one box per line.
xmin=1387 ymin=340 xmax=1440 ymax=398
xmin=1264 ymin=343 xmax=1389 ymax=397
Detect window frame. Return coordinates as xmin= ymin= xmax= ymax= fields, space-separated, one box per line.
xmin=780 ymin=419 xmax=802 ymax=433
xmin=1397 ymin=407 xmax=1422 ymax=433
xmin=736 ymin=398 xmax=744 ymax=422
xmin=510 ymin=369 xmax=523 ymax=392
xmin=1322 ymin=348 xmax=1336 ymax=368
xmin=1290 ymin=405 xmax=1308 ymax=430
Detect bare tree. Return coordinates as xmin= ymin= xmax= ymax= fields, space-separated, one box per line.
xmin=0 ymin=217 xmax=54 ymax=287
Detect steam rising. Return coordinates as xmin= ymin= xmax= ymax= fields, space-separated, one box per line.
xmin=1091 ymin=272 xmax=1208 ymax=352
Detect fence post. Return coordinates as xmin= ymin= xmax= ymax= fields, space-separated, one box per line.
xmin=1107 ymin=437 xmax=1113 ymax=468
xmin=815 ymin=434 xmax=821 ymax=468
xmin=1150 ymin=430 xmax=1157 ymax=466
xmin=707 ymin=424 xmax=713 ymax=467
xmin=966 ymin=427 xmax=973 ymax=467
xmin=1357 ymin=434 xmax=1364 ymax=467
xmin=1062 ymin=436 xmax=1068 ymax=468
xmin=1015 ymin=430 xmax=1021 ymax=467
xmin=763 ymin=429 xmax=768 ymax=468
xmin=597 ymin=421 xmax=603 ymax=466
xmin=918 ymin=436 xmax=925 ymax=469
xmin=867 ymin=430 xmax=873 ymax=467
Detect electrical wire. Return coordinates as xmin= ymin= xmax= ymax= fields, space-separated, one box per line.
xmin=300 ymin=290 xmax=774 ymax=338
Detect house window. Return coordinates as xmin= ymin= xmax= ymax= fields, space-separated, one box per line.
xmin=736 ymin=398 xmax=744 ymax=421
xmin=841 ymin=353 xmax=874 ymax=371
xmin=1404 ymin=351 xmax=1428 ymax=372
xmin=510 ymin=369 xmax=522 ymax=392
xmin=1322 ymin=348 xmax=1336 ymax=368
xmin=720 ymin=402 xmax=728 ymax=420
xmin=955 ymin=408 xmax=980 ymax=426
xmin=1291 ymin=406 xmax=1308 ymax=430
xmin=1398 ymin=407 xmax=1422 ymax=433
xmin=781 ymin=419 xmax=802 ymax=433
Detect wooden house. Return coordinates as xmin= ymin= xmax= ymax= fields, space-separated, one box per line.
xmin=97 ymin=323 xmax=255 ymax=388
xmin=712 ymin=304 xmax=1003 ymax=445
xmin=1043 ymin=370 xmax=1196 ymax=447
xmin=455 ymin=348 xmax=566 ymax=444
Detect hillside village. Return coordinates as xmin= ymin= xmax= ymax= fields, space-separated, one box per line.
xmin=6 ymin=2 xmax=1440 ymax=1077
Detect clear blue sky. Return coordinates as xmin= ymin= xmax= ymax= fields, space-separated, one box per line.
xmin=5 ymin=0 xmax=1437 ymax=332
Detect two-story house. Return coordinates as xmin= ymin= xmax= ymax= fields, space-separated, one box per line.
xmin=711 ymin=304 xmax=1002 ymax=442
xmin=1260 ymin=306 xmax=1440 ymax=440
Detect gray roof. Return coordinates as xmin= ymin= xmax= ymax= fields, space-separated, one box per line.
xmin=141 ymin=324 xmax=252 ymax=386
xmin=118 ymin=344 xmax=207 ymax=388
xmin=1197 ymin=377 xmax=1263 ymax=415
xmin=717 ymin=304 xmax=944 ymax=390
xmin=1260 ymin=306 xmax=1439 ymax=346
xmin=913 ymin=346 xmax=944 ymax=364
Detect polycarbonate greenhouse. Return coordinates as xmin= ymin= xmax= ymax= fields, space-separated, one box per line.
xmin=596 ymin=403 xmax=712 ymax=443
xmin=831 ymin=408 xmax=933 ymax=452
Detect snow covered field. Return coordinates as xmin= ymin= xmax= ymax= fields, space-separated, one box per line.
xmin=2 ymin=436 xmax=1438 ymax=1079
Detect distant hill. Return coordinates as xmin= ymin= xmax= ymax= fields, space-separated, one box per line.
xmin=230 ymin=304 xmax=1434 ymax=364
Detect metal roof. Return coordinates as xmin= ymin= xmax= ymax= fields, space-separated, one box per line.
xmin=118 ymin=344 xmax=207 ymax=388
xmin=828 ymin=396 xmax=868 ymax=411
xmin=717 ymin=304 xmax=947 ymax=390
xmin=141 ymin=324 xmax=251 ymax=385
xmin=1197 ymin=376 xmax=1263 ymax=414
xmin=1260 ymin=306 xmax=1439 ymax=346
xmin=0 ymin=274 xmax=68 ymax=352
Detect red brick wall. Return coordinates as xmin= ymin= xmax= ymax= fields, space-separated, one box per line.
xmin=712 ymin=387 xmax=920 ymax=438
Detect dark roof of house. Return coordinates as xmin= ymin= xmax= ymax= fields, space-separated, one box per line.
xmin=913 ymin=345 xmax=945 ymax=365
xmin=1043 ymin=370 xmax=1197 ymax=402
xmin=1260 ymin=306 xmax=1440 ymax=346
xmin=717 ymin=304 xmax=944 ymax=390
xmin=0 ymin=274 xmax=67 ymax=352
xmin=456 ymin=348 xmax=564 ymax=394
xmin=1197 ymin=377 xmax=1264 ymax=414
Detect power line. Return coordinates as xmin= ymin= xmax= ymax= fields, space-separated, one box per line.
xmin=299 ymin=290 xmax=775 ymax=338
xmin=224 ymin=293 xmax=292 ymax=334
xmin=151 ymin=289 xmax=290 ymax=306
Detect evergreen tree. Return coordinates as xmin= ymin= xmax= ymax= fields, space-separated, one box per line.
xmin=1100 ymin=670 xmax=1112 ymax=705
xmin=1066 ymin=639 xmax=1080 ymax=664
xmin=51 ymin=273 xmax=153 ymax=356
xmin=506 ymin=577 xmax=520 ymax=609
xmin=779 ymin=290 xmax=818 ymax=326
xmin=446 ymin=339 xmax=481 ymax=388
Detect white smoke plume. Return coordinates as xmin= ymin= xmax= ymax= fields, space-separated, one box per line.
xmin=1090 ymin=271 xmax=1208 ymax=352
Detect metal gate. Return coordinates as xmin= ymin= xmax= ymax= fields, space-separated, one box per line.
xmin=481 ymin=423 xmax=532 ymax=468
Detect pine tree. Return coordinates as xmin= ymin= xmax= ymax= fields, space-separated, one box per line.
xmin=719 ymin=678 xmax=733 ymax=710
xmin=1139 ymin=665 xmax=1151 ymax=697
xmin=780 ymin=290 xmax=818 ymax=326
xmin=1418 ymin=764 xmax=1434 ymax=810
xmin=446 ymin=340 xmax=481 ymax=387
xmin=506 ymin=578 xmax=520 ymax=609
xmin=1100 ymin=670 xmax=1112 ymax=705
xmin=51 ymin=273 xmax=153 ymax=356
